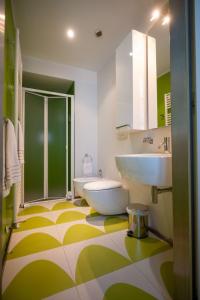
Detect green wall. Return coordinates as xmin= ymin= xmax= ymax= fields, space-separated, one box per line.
xmin=67 ymin=82 xmax=75 ymax=95
xmin=2 ymin=0 xmax=16 ymax=256
xmin=157 ymin=72 xmax=171 ymax=127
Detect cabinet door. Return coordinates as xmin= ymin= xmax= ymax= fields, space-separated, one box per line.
xmin=116 ymin=31 xmax=133 ymax=128
xmin=147 ymin=36 xmax=158 ymax=129
xmin=132 ymin=30 xmax=147 ymax=130
xmin=116 ymin=30 xmax=147 ymax=130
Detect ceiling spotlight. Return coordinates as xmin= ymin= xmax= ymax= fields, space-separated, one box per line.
xmin=95 ymin=30 xmax=103 ymax=38
xmin=162 ymin=15 xmax=170 ymax=25
xmin=66 ymin=29 xmax=75 ymax=39
xmin=0 ymin=14 xmax=5 ymax=21
xmin=150 ymin=9 xmax=160 ymax=22
xmin=129 ymin=52 xmax=133 ymax=56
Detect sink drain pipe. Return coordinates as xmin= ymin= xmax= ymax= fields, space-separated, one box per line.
xmin=151 ymin=186 xmax=173 ymax=204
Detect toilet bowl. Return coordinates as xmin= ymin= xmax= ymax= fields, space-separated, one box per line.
xmin=83 ymin=180 xmax=129 ymax=215
xmin=73 ymin=177 xmax=103 ymax=198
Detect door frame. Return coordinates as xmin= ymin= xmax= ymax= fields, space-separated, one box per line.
xmin=170 ymin=0 xmax=195 ymax=299
xmin=13 ymin=28 xmax=23 ymax=222
xmin=0 ymin=0 xmax=5 ymax=289
xmin=193 ymin=0 xmax=200 ymax=298
xmin=22 ymin=87 xmax=75 ymax=205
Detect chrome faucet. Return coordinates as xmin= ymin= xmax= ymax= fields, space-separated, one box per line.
xmin=143 ymin=136 xmax=153 ymax=144
xmin=158 ymin=137 xmax=170 ymax=152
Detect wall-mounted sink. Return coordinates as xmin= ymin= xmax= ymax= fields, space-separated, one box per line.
xmin=115 ymin=153 xmax=172 ymax=187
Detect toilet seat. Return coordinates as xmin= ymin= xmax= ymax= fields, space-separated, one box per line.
xmin=84 ymin=180 xmax=121 ymax=191
xmin=73 ymin=177 xmax=104 ymax=198
xmin=83 ymin=180 xmax=129 ymax=215
xmin=73 ymin=177 xmax=102 ymax=184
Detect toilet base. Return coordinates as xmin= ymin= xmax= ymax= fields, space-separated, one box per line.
xmin=84 ymin=181 xmax=129 ymax=215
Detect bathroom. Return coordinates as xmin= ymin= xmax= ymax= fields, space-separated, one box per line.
xmin=0 ymin=0 xmax=199 ymax=299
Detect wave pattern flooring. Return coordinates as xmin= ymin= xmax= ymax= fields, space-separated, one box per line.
xmin=2 ymin=199 xmax=173 ymax=300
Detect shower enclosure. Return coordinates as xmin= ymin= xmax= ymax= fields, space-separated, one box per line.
xmin=22 ymin=88 xmax=74 ymax=203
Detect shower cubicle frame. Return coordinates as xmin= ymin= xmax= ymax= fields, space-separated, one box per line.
xmin=21 ymin=87 xmax=75 ymax=206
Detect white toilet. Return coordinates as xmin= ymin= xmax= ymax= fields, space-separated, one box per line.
xmin=73 ymin=154 xmax=129 ymax=215
xmin=83 ymin=180 xmax=129 ymax=215
xmin=73 ymin=177 xmax=103 ymax=198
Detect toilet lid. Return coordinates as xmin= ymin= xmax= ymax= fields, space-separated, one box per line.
xmin=84 ymin=180 xmax=121 ymax=191
xmin=73 ymin=177 xmax=102 ymax=183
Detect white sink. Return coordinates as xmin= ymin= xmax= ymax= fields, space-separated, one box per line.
xmin=115 ymin=153 xmax=172 ymax=186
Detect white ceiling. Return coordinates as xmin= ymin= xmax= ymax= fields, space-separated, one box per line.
xmin=12 ymin=0 xmax=165 ymax=71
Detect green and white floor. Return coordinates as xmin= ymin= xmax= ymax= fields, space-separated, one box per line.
xmin=2 ymin=199 xmax=173 ymax=300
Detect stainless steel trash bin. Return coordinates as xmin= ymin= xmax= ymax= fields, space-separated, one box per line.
xmin=126 ymin=203 xmax=149 ymax=239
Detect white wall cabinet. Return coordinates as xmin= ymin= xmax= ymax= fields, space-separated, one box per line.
xmin=116 ymin=30 xmax=157 ymax=131
xmin=147 ymin=36 xmax=158 ymax=129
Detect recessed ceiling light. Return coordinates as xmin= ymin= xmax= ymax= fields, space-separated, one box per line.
xmin=0 ymin=14 xmax=5 ymax=21
xmin=162 ymin=15 xmax=170 ymax=26
xmin=129 ymin=52 xmax=133 ymax=56
xmin=150 ymin=9 xmax=160 ymax=22
xmin=66 ymin=28 xmax=75 ymax=39
xmin=95 ymin=30 xmax=103 ymax=38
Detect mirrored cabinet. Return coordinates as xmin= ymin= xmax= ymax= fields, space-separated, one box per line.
xmin=116 ymin=30 xmax=148 ymax=130
xmin=116 ymin=30 xmax=158 ymax=131
xmin=116 ymin=14 xmax=171 ymax=131
xmin=148 ymin=17 xmax=171 ymax=128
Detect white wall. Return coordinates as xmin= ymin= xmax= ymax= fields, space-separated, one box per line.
xmin=98 ymin=56 xmax=173 ymax=239
xmin=23 ymin=56 xmax=98 ymax=178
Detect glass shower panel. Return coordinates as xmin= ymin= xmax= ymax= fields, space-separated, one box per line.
xmin=48 ymin=98 xmax=67 ymax=198
xmin=24 ymin=92 xmax=44 ymax=202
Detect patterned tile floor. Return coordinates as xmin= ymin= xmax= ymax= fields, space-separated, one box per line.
xmin=2 ymin=198 xmax=174 ymax=300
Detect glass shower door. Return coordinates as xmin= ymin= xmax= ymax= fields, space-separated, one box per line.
xmin=48 ymin=97 xmax=67 ymax=198
xmin=24 ymin=92 xmax=44 ymax=202
xmin=24 ymin=91 xmax=68 ymax=202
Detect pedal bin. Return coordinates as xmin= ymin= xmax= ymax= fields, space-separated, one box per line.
xmin=126 ymin=203 xmax=149 ymax=239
